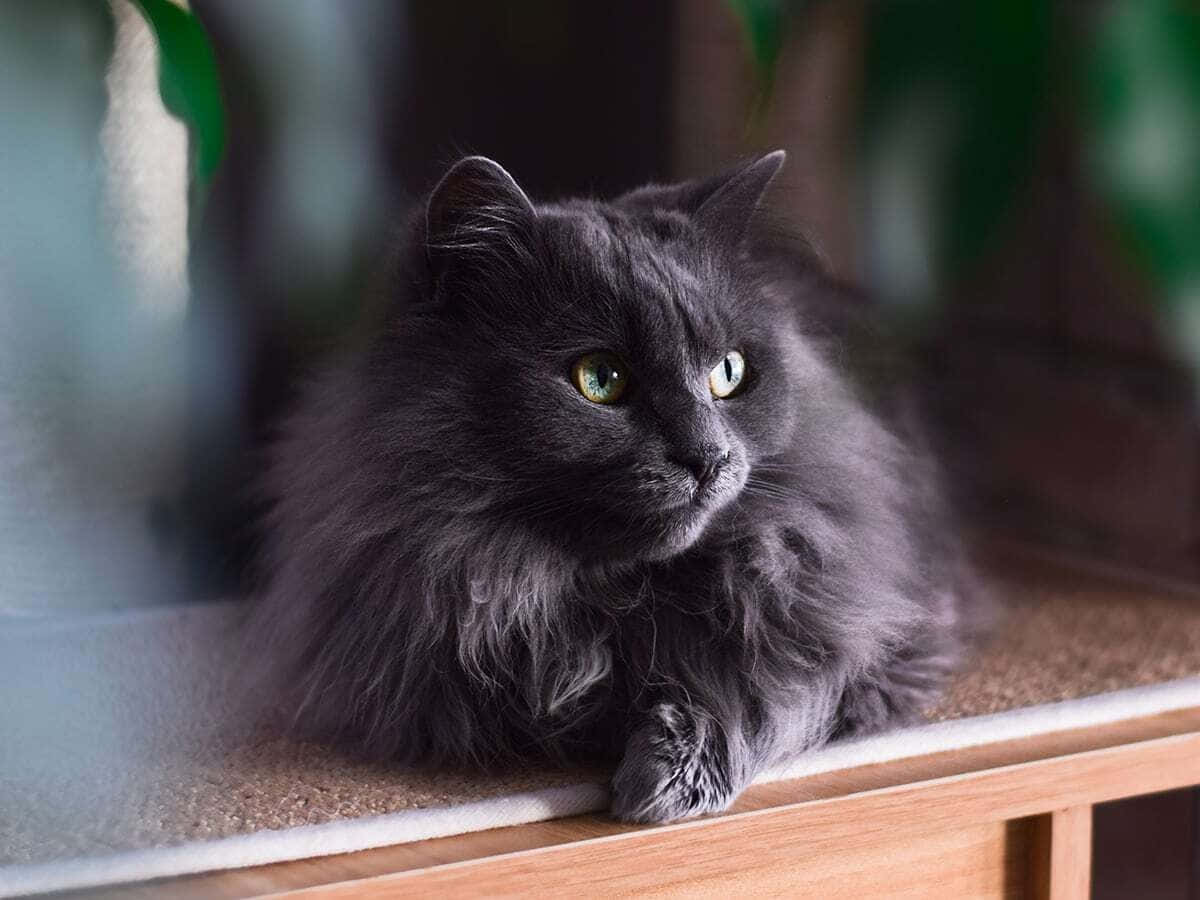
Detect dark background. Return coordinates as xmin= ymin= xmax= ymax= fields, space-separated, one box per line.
xmin=189 ymin=0 xmax=1200 ymax=586
xmin=182 ymin=8 xmax=1200 ymax=888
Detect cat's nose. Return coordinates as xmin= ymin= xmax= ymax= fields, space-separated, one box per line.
xmin=670 ymin=446 xmax=731 ymax=487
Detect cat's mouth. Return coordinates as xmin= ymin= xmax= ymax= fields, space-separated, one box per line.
xmin=639 ymin=450 xmax=747 ymax=508
xmin=690 ymin=473 xmax=733 ymax=506
xmin=636 ymin=465 xmax=747 ymax=558
xmin=677 ymin=460 xmax=747 ymax=510
xmin=521 ymin=459 xmax=748 ymax=563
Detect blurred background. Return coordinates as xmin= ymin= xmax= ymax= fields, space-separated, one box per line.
xmin=3 ymin=3 xmax=1200 ymax=893
xmin=4 ymin=0 xmax=1195 ymax=619
xmin=2 ymin=0 xmax=1199 ymax=608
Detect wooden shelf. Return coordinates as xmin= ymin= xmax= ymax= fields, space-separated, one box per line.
xmin=75 ymin=706 xmax=1200 ymax=898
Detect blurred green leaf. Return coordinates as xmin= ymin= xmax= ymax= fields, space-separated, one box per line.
xmin=129 ymin=0 xmax=226 ymax=206
xmin=862 ymin=0 xmax=1054 ymax=288
xmin=726 ymin=0 xmax=786 ymax=80
xmin=726 ymin=0 xmax=813 ymax=117
xmin=1085 ymin=0 xmax=1200 ymax=316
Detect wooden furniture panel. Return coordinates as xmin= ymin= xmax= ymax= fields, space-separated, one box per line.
xmin=1031 ymin=807 xmax=1092 ymax=900
xmin=279 ymin=726 xmax=1197 ymax=897
xmin=634 ymin=820 xmax=1034 ymax=899
xmin=71 ymin=707 xmax=1200 ymax=898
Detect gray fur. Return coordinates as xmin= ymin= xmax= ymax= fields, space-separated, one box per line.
xmin=247 ymin=153 xmax=982 ymax=823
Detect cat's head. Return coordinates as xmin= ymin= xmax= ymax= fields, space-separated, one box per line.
xmin=373 ymin=152 xmax=820 ymax=564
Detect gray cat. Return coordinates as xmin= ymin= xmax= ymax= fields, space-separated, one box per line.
xmin=249 ymin=151 xmax=981 ymax=823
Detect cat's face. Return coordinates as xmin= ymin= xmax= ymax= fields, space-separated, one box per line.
xmin=381 ymin=154 xmax=807 ymax=564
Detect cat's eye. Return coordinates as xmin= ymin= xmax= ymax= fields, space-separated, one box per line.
xmin=709 ymin=350 xmax=747 ymax=398
xmin=572 ymin=352 xmax=629 ymax=404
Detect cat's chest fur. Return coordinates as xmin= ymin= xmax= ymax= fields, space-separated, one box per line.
xmin=509 ymin=525 xmax=839 ymax=734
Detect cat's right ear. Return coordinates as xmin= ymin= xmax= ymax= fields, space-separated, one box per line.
xmin=424 ymin=156 xmax=536 ymax=277
xmin=692 ymin=151 xmax=785 ymax=238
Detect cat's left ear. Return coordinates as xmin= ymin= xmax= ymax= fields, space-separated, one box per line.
xmin=424 ymin=156 xmax=536 ymax=272
xmin=693 ymin=150 xmax=786 ymax=238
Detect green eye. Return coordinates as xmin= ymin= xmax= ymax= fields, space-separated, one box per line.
xmin=709 ymin=350 xmax=747 ymax=398
xmin=572 ymin=352 xmax=629 ymax=404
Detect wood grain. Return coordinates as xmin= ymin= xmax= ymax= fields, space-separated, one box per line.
xmin=75 ymin=706 xmax=1200 ymax=899
xmin=630 ymin=819 xmax=1035 ymax=899
xmin=1031 ymin=806 xmax=1092 ymax=900
xmin=270 ymin=718 xmax=1200 ymax=897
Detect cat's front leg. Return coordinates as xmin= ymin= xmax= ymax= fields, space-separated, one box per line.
xmin=607 ymin=664 xmax=861 ymax=822
xmin=609 ymin=701 xmax=749 ymax=823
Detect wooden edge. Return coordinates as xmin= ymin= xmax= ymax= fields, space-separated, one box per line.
xmin=80 ymin=705 xmax=1200 ymax=899
xmin=275 ymin=724 xmax=1200 ymax=897
xmin=1031 ymin=806 xmax=1092 ymax=900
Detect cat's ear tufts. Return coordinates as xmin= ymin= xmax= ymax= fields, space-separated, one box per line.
xmin=694 ymin=150 xmax=785 ymax=238
xmin=425 ymin=156 xmax=536 ymax=268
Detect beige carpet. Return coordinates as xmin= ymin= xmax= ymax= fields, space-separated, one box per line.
xmin=930 ymin=554 xmax=1200 ymax=720
xmin=3 ymin=551 xmax=1200 ymax=877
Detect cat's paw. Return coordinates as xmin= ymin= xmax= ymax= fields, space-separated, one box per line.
xmin=609 ymin=702 xmax=736 ymax=824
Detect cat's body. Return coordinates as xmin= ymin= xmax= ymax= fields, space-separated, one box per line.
xmin=250 ymin=152 xmax=980 ymax=822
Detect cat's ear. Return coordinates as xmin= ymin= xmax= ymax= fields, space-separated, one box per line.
xmin=693 ymin=150 xmax=785 ymax=237
xmin=424 ymin=156 xmax=536 ymax=272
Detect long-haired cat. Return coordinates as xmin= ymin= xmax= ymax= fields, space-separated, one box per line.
xmin=249 ymin=151 xmax=979 ymax=823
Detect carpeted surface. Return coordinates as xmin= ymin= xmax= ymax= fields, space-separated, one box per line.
xmin=3 ymin=552 xmax=1200 ymax=871
xmin=930 ymin=555 xmax=1200 ymax=720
